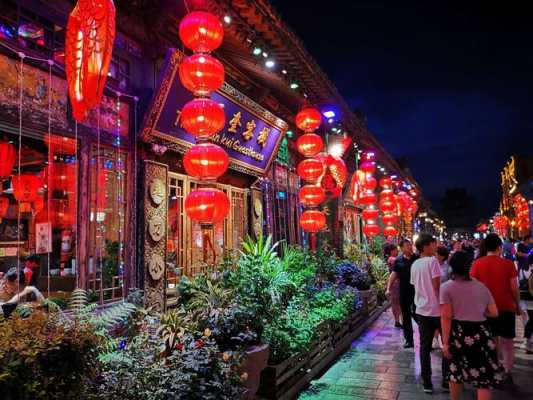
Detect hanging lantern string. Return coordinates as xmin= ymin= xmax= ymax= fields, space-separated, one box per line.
xmin=133 ymin=97 xmax=138 ymax=290
xmin=47 ymin=59 xmax=53 ymax=298
xmin=16 ymin=52 xmax=25 ymax=295
xmin=97 ymin=106 xmax=103 ymax=304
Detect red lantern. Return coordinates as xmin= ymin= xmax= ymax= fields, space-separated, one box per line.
xmin=185 ymin=187 xmax=230 ymax=225
xmin=379 ymin=199 xmax=396 ymax=213
xmin=360 ymin=161 xmax=375 ymax=174
xmin=12 ymin=174 xmax=42 ymax=203
xmin=299 ymin=185 xmax=325 ymax=207
xmin=363 ymin=176 xmax=377 ymax=191
xmin=47 ymin=163 xmax=77 ymax=193
xmin=183 ymin=143 xmax=229 ymax=180
xmin=179 ymin=11 xmax=224 ymax=53
xmin=179 ymin=54 xmax=225 ymax=96
xmin=379 ymin=177 xmax=392 ymax=189
xmin=0 ymin=196 xmax=9 ymax=218
xmin=66 ymin=0 xmax=116 ymax=122
xmin=295 ymin=108 xmax=322 ymax=132
xmin=181 ymin=98 xmax=225 ymax=138
xmin=380 ymin=189 xmax=395 ymax=202
xmin=296 ymin=133 xmax=323 ymax=157
xmin=300 ymin=210 xmax=326 ymax=233
xmin=362 ymin=208 xmax=379 ymax=221
xmin=363 ymin=224 xmax=380 ymax=237
xmin=297 ymin=158 xmax=325 ymax=183
xmin=359 ymin=191 xmax=377 ymax=206
xmin=384 ymin=226 xmax=398 ymax=237
xmin=382 ymin=213 xmax=397 ymax=226
xmin=321 ymin=174 xmax=342 ymax=199
xmin=0 ymin=142 xmax=16 ymax=177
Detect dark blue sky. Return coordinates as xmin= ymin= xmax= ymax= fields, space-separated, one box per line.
xmin=271 ymin=0 xmax=533 ymax=222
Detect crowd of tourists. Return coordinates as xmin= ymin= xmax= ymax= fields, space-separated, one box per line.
xmin=385 ymin=233 xmax=533 ymax=399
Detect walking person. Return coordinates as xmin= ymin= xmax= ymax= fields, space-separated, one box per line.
xmin=516 ymin=235 xmax=533 ymax=272
xmin=471 ymin=233 xmax=520 ymax=384
xmin=385 ymin=244 xmax=402 ymax=328
xmin=521 ymin=254 xmax=533 ymax=354
xmin=387 ymin=239 xmax=417 ymax=348
xmin=437 ymin=246 xmax=451 ymax=284
xmin=441 ymin=251 xmax=504 ymax=400
xmin=410 ymin=233 xmax=449 ymax=393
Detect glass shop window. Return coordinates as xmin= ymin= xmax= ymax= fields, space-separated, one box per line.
xmin=88 ymin=146 xmax=128 ymax=303
xmin=0 ymin=132 xmax=79 ymax=301
xmin=108 ymin=55 xmax=131 ymax=91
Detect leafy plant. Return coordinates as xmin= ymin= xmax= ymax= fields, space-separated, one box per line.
xmin=368 ymin=256 xmax=390 ymax=303
xmin=335 ymin=261 xmax=371 ymax=290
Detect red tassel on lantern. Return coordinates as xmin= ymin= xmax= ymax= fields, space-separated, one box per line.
xmin=296 ymin=133 xmax=323 ymax=157
xmin=185 ymin=187 xmax=230 ymax=225
xmin=0 ymin=142 xmax=16 ymax=177
xmin=66 ymin=0 xmax=116 ymax=122
xmin=181 ymin=98 xmax=225 ymax=138
xmin=179 ymin=54 xmax=225 ymax=96
xmin=299 ymin=185 xmax=325 ymax=207
xmin=12 ymin=175 xmax=42 ymax=203
xmin=179 ymin=11 xmax=224 ymax=53
xmin=183 ymin=143 xmax=229 ymax=180
xmin=300 ymin=210 xmax=326 ymax=233
xmin=295 ymin=108 xmax=322 ymax=132
xmin=297 ymin=158 xmax=325 ymax=183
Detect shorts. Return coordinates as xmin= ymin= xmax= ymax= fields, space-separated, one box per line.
xmin=487 ymin=312 xmax=516 ymax=339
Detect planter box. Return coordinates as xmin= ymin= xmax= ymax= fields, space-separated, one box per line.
xmin=258 ymin=305 xmax=387 ymax=400
xmin=359 ymin=289 xmax=378 ymax=315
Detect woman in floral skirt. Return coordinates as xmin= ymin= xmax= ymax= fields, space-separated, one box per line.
xmin=440 ymin=251 xmax=505 ymax=400
xmin=385 ymin=244 xmax=402 ymax=328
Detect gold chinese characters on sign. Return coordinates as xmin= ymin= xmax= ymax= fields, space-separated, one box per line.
xmin=149 ymin=178 xmax=166 ymax=206
xmin=228 ymin=111 xmax=242 ymax=133
xmin=148 ymin=254 xmax=165 ymax=281
xmin=148 ymin=215 xmax=165 ymax=242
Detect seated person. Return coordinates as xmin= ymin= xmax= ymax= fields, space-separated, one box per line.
xmin=0 ymin=267 xmax=44 ymax=317
xmin=23 ymin=254 xmax=41 ymax=287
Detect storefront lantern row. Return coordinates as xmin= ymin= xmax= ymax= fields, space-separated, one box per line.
xmin=65 ymin=0 xmax=116 ymax=122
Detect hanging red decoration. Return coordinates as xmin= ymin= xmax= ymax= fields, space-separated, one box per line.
xmin=360 ymin=161 xmax=376 ymax=174
xmin=45 ymin=135 xmax=77 ymax=155
xmin=65 ymin=0 xmax=116 ymax=122
xmin=359 ymin=191 xmax=377 ymax=206
xmin=179 ymin=11 xmax=224 ymax=53
xmin=299 ymin=185 xmax=325 ymax=207
xmin=12 ymin=174 xmax=42 ymax=203
xmin=321 ymin=174 xmax=342 ymax=199
xmin=384 ymin=226 xmax=398 ymax=237
xmin=297 ymin=158 xmax=325 ymax=183
xmin=379 ymin=199 xmax=396 ymax=213
xmin=183 ymin=143 xmax=229 ymax=181
xmin=382 ymin=213 xmax=397 ymax=226
xmin=46 ymin=163 xmax=77 ymax=193
xmin=363 ymin=224 xmax=380 ymax=237
xmin=295 ymin=108 xmax=322 ymax=132
xmin=0 ymin=196 xmax=9 ymax=218
xmin=179 ymin=54 xmax=225 ymax=96
xmin=0 ymin=142 xmax=16 ymax=177
xmin=181 ymin=98 xmax=225 ymax=138
xmin=363 ymin=176 xmax=377 ymax=191
xmin=299 ymin=209 xmax=326 ymax=233
xmin=362 ymin=208 xmax=379 ymax=221
xmin=185 ymin=187 xmax=230 ymax=225
xmin=379 ymin=177 xmax=392 ymax=189
xmin=296 ymin=133 xmax=323 ymax=157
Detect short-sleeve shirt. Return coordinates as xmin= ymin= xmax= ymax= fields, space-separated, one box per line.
xmin=440 ymin=279 xmax=495 ymax=322
xmin=410 ymin=256 xmax=441 ymax=317
xmin=392 ymin=254 xmax=417 ymax=300
xmin=471 ymin=255 xmax=518 ymax=312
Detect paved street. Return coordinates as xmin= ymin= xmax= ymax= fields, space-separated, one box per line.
xmin=300 ymin=310 xmax=533 ymax=400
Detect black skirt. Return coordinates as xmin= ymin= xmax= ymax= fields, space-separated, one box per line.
xmin=448 ymin=320 xmax=505 ymax=389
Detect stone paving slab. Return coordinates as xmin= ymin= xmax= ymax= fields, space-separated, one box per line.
xmin=299 ymin=309 xmax=533 ymax=400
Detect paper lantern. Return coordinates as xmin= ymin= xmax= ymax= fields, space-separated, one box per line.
xmin=359 ymin=191 xmax=377 ymax=206
xmin=380 ymin=189 xmax=395 ymax=202
xmin=0 ymin=196 xmax=9 ymax=218
xmin=318 ymin=155 xmax=348 ymax=198
xmin=362 ymin=208 xmax=379 ymax=221
xmin=363 ymin=176 xmax=377 ymax=191
xmin=360 ymin=161 xmax=375 ymax=174
xmin=181 ymin=98 xmax=225 ymax=138
xmin=384 ymin=226 xmax=398 ymax=237
xmin=363 ymin=224 xmax=380 ymax=237
xmin=295 ymin=108 xmax=322 ymax=132
xmin=379 ymin=199 xmax=396 ymax=213
xmin=321 ymin=174 xmax=342 ymax=199
xmin=179 ymin=54 xmax=225 ymax=96
xmin=299 ymin=185 xmax=325 ymax=207
xmin=12 ymin=174 xmax=42 ymax=203
xmin=0 ymin=142 xmax=16 ymax=177
xmin=296 ymin=133 xmax=323 ymax=157
xmin=183 ymin=143 xmax=229 ymax=180
xmin=297 ymin=158 xmax=325 ymax=183
xmin=185 ymin=187 xmax=230 ymax=225
xmin=179 ymin=11 xmax=224 ymax=53
xmin=66 ymin=0 xmax=116 ymax=122
xmin=382 ymin=213 xmax=397 ymax=226
xmin=379 ymin=177 xmax=392 ymax=189
xmin=300 ymin=209 xmax=326 ymax=233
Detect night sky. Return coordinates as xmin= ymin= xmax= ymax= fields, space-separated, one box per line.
xmin=270 ymin=0 xmax=533 ymax=224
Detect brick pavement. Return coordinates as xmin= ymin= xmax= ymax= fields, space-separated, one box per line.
xmin=299 ymin=310 xmax=533 ymax=400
